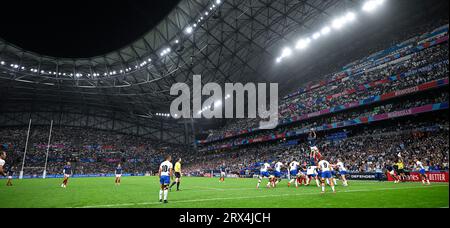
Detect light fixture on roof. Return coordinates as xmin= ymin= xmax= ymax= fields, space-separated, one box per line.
xmin=332 ymin=17 xmax=346 ymax=30
xmin=312 ymin=32 xmax=321 ymax=40
xmin=185 ymin=26 xmax=193 ymax=34
xmin=321 ymin=26 xmax=331 ymax=35
xmin=295 ymin=38 xmax=311 ymax=50
xmin=281 ymin=47 xmax=292 ymax=58
xmin=345 ymin=12 xmax=357 ymax=22
xmin=363 ymin=0 xmax=385 ymax=12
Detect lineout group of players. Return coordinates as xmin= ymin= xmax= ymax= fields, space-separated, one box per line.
xmin=256 ymin=130 xmax=432 ymax=193
xmin=256 ymin=156 xmax=348 ymax=194
xmin=256 ymin=130 xmax=347 ymax=194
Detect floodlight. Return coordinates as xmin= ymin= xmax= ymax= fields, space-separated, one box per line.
xmin=321 ymin=26 xmax=331 ymax=35
xmin=281 ymin=47 xmax=292 ymax=58
xmin=185 ymin=26 xmax=193 ymax=34
xmin=296 ymin=38 xmax=311 ymax=50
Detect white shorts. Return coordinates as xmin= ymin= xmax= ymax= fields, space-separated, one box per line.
xmin=8 ymin=176 xmax=12 ymax=179
xmin=116 ymin=174 xmax=122 ymax=178
xmin=220 ymin=172 xmax=226 ymax=177
xmin=389 ymin=171 xmax=395 ymax=175
xmin=310 ymin=146 xmax=319 ymax=152
xmin=64 ymin=174 xmax=71 ymax=178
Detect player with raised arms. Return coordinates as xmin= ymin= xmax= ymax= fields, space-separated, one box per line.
xmin=308 ymin=129 xmax=322 ymax=163
xmin=318 ymin=158 xmax=336 ymax=194
xmin=158 ymin=156 xmax=173 ymax=204
xmin=415 ymin=158 xmax=431 ymax=186
xmin=288 ymin=160 xmax=300 ymax=188
xmin=114 ymin=163 xmax=123 ymax=186
xmin=336 ymin=159 xmax=349 ymax=187
xmin=257 ymin=161 xmax=271 ymax=189
xmin=61 ymin=162 xmax=72 ymax=188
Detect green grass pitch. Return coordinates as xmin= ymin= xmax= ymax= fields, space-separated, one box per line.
xmin=0 ymin=176 xmax=448 ymax=208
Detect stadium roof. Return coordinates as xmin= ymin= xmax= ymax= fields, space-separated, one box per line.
xmin=1 ymin=0 xmax=448 ymax=120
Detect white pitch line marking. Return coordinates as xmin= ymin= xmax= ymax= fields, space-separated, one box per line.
xmin=72 ymin=184 xmax=448 ymax=208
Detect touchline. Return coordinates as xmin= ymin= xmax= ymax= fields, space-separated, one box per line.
xmin=170 ymin=75 xmax=279 ymax=129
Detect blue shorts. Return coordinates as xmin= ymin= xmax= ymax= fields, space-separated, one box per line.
xmin=419 ymin=169 xmax=426 ymax=175
xmin=308 ymin=174 xmax=317 ymax=177
xmin=340 ymin=171 xmax=347 ymax=176
xmin=160 ymin=176 xmax=170 ymax=185
xmin=321 ymin=171 xmax=332 ymax=179
xmin=274 ymin=171 xmax=282 ymax=178
xmin=331 ymin=171 xmax=336 ymax=176
xmin=290 ymin=170 xmax=298 ymax=177
xmin=260 ymin=171 xmax=269 ymax=177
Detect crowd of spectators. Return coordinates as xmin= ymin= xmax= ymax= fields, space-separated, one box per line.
xmin=199 ymin=89 xmax=448 ymax=150
xmin=0 ymin=127 xmax=188 ymax=176
xmin=203 ymin=24 xmax=449 ymax=141
xmin=184 ymin=119 xmax=449 ymax=176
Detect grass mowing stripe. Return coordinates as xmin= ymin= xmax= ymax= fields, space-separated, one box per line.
xmin=73 ymin=185 xmax=448 ymax=208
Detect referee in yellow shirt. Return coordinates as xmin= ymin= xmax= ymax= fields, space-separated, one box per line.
xmin=169 ymin=158 xmax=182 ymax=191
xmin=396 ymin=159 xmax=406 ymax=182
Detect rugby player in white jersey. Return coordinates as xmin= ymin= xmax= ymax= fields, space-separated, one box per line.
xmin=306 ymin=165 xmax=320 ymax=187
xmin=336 ymin=159 xmax=349 ymax=187
xmin=318 ymin=158 xmax=336 ymax=194
xmin=415 ymin=158 xmax=431 ymax=185
xmin=257 ymin=161 xmax=272 ymax=189
xmin=0 ymin=151 xmax=7 ymax=178
xmin=158 ymin=156 xmax=173 ymax=204
xmin=273 ymin=161 xmax=284 ymax=187
xmin=288 ymin=160 xmax=300 ymax=188
xmin=328 ymin=164 xmax=338 ymax=186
